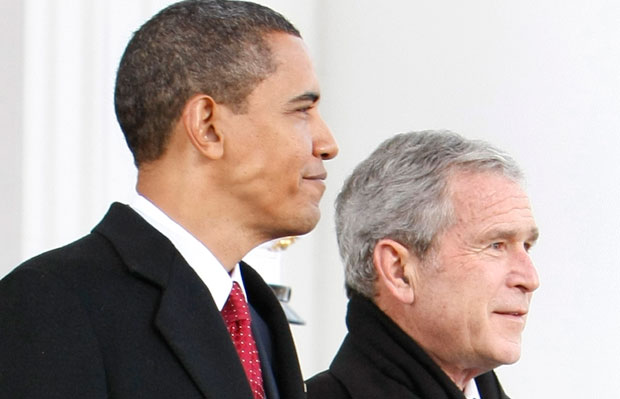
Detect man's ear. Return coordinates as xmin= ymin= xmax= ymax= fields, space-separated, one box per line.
xmin=181 ymin=94 xmax=224 ymax=160
xmin=373 ymin=239 xmax=418 ymax=304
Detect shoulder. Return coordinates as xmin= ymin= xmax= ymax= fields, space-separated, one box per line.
xmin=0 ymin=229 xmax=124 ymax=322
xmin=0 ymin=242 xmax=109 ymax=397
xmin=306 ymin=370 xmax=351 ymax=399
xmin=0 ymin=210 xmax=156 ymax=321
xmin=1 ymin=230 xmax=122 ymax=294
xmin=2 ymin=202 xmax=154 ymax=292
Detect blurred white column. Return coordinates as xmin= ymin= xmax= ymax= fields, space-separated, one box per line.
xmin=0 ymin=1 xmax=24 ymax=276
xmin=20 ymin=0 xmax=162 ymax=261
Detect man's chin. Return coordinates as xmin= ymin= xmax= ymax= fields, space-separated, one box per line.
xmin=274 ymin=208 xmax=321 ymax=239
xmin=292 ymin=212 xmax=321 ymax=236
xmin=492 ymin=342 xmax=522 ymax=366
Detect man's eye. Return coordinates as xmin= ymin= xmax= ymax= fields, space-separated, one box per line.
xmin=491 ymin=242 xmax=505 ymax=250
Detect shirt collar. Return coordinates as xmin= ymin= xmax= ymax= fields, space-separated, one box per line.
xmin=129 ymin=194 xmax=246 ymax=310
xmin=463 ymin=378 xmax=480 ymax=399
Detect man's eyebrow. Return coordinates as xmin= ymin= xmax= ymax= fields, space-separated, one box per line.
xmin=288 ymin=91 xmax=320 ymax=104
xmin=484 ymin=226 xmax=539 ymax=242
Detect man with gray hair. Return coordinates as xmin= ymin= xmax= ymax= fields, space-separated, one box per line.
xmin=307 ymin=130 xmax=539 ymax=399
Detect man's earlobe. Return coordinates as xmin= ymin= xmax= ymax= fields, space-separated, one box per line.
xmin=373 ymin=239 xmax=417 ymax=304
xmin=182 ymin=94 xmax=224 ymax=160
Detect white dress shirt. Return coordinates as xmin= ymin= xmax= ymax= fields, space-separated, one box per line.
xmin=463 ymin=378 xmax=481 ymax=399
xmin=130 ymin=195 xmax=246 ymax=310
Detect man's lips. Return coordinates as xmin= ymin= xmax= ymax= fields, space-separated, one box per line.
xmin=304 ymin=171 xmax=327 ymax=181
xmin=494 ymin=309 xmax=528 ymax=318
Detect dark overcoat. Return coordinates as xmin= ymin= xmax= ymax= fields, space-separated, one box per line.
xmin=0 ymin=203 xmax=305 ymax=399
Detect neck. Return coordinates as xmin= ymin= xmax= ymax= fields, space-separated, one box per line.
xmin=427 ymin=356 xmax=483 ymax=391
xmin=136 ymin=167 xmax=262 ymax=272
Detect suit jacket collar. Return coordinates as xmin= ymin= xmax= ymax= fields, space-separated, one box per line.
xmin=94 ymin=203 xmax=254 ymax=398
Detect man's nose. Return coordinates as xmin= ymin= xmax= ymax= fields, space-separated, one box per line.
xmin=313 ymin=115 xmax=338 ymax=160
xmin=510 ymin=249 xmax=540 ymax=293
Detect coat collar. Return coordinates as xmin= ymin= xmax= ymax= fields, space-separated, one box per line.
xmin=329 ymin=294 xmax=509 ymax=399
xmin=94 ymin=203 xmax=254 ymax=399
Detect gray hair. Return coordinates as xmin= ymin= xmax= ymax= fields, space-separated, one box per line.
xmin=336 ymin=130 xmax=524 ymax=298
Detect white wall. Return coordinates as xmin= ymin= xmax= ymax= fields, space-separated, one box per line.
xmin=2 ymin=1 xmax=620 ymax=397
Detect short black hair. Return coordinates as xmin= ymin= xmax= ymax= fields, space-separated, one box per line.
xmin=114 ymin=0 xmax=300 ymax=166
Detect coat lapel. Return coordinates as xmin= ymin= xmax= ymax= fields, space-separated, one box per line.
xmin=154 ymin=254 xmax=252 ymax=399
xmin=241 ymin=263 xmax=306 ymax=399
xmin=94 ymin=203 xmax=253 ymax=399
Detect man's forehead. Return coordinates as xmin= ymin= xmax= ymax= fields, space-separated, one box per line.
xmin=449 ymin=171 xmax=526 ymax=202
xmin=267 ymin=34 xmax=316 ymax=75
xmin=256 ymin=33 xmax=321 ymax=103
xmin=448 ymin=171 xmax=534 ymax=224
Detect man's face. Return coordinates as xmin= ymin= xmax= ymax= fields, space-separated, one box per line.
xmin=411 ymin=171 xmax=539 ymax=376
xmin=218 ymin=33 xmax=338 ymax=241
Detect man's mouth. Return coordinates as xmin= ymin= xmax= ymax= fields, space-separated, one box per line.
xmin=304 ymin=172 xmax=327 ymax=181
xmin=494 ymin=309 xmax=527 ymax=318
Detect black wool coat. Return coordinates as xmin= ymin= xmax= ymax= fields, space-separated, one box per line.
xmin=0 ymin=203 xmax=305 ymax=399
xmin=306 ymin=294 xmax=510 ymax=399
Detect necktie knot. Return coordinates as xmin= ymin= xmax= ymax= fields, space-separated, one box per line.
xmin=221 ymin=282 xmax=251 ymax=324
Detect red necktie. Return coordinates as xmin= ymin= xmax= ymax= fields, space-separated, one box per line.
xmin=221 ymin=282 xmax=265 ymax=399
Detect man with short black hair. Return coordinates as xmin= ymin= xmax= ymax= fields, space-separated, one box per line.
xmin=0 ymin=1 xmax=338 ymax=398
xmin=307 ymin=130 xmax=538 ymax=399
